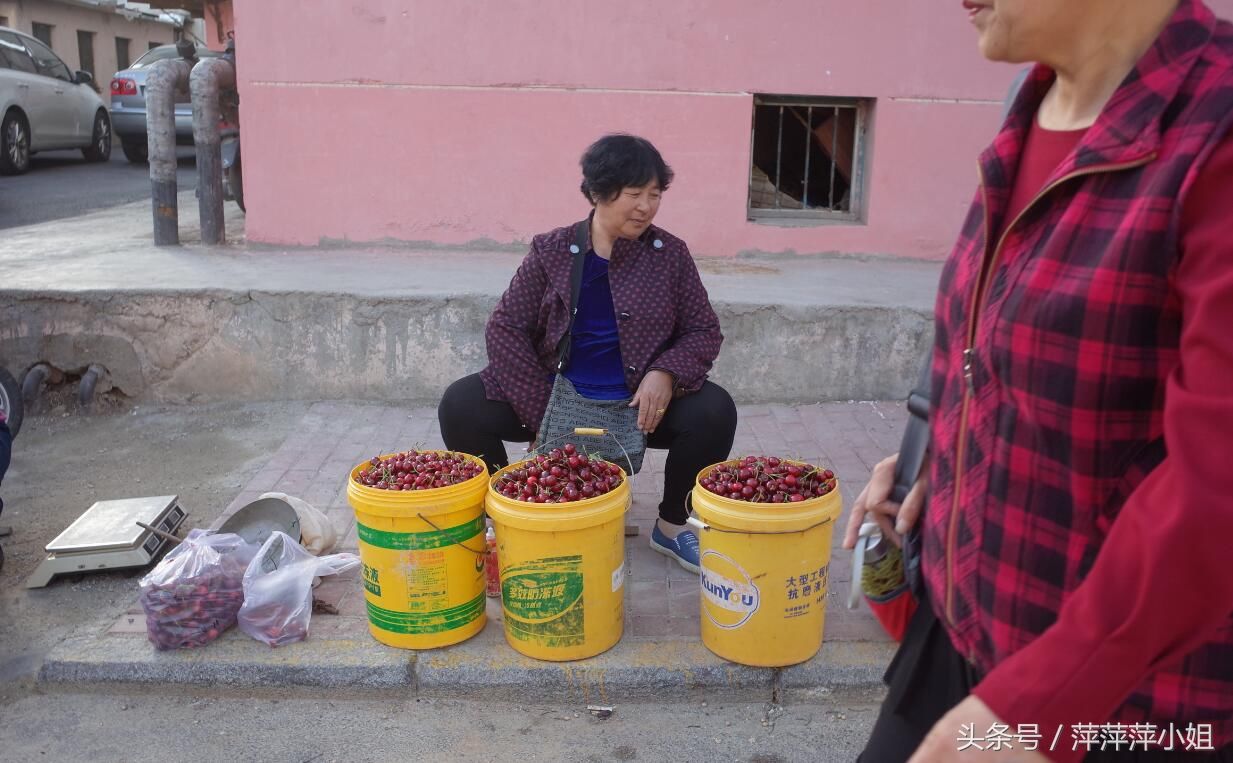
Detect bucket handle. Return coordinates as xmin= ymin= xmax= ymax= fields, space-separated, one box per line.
xmin=684 ymin=491 xmax=837 ymax=536
xmin=685 ymin=515 xmax=835 ymax=536
xmin=529 ymin=427 xmax=634 ymax=475
xmin=416 ymin=513 xmax=488 ymax=556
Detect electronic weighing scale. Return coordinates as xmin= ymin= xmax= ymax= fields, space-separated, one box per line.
xmin=26 ymin=495 xmax=188 ymax=589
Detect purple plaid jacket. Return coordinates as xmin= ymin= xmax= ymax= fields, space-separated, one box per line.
xmin=479 ymin=221 xmax=723 ymax=432
xmin=923 ymin=1 xmax=1233 ymax=754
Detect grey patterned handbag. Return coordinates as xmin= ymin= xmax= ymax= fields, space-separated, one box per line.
xmin=535 ymin=220 xmax=646 ymax=475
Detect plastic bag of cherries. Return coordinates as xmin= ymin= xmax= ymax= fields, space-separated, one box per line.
xmin=138 ymin=529 xmax=257 ymax=650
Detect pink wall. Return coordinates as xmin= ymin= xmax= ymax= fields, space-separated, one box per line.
xmin=231 ymin=0 xmax=1233 ymax=258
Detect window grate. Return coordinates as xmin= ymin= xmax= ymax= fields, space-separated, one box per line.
xmin=748 ymin=96 xmax=871 ymax=222
xmin=77 ymin=30 xmax=94 ymax=77
xmin=115 ymin=36 xmax=131 ymax=71
xmin=32 ymin=22 xmax=53 ymax=49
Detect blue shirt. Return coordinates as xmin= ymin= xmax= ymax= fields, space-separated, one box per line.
xmin=562 ymin=252 xmax=629 ymax=400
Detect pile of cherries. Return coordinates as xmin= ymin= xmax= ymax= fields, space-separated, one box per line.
xmin=354 ymin=450 xmax=485 ymax=491
xmin=494 ymin=443 xmax=624 ymax=504
xmin=700 ymin=455 xmax=837 ymax=503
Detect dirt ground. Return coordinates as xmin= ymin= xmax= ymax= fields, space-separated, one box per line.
xmin=0 ymin=402 xmax=309 ymax=695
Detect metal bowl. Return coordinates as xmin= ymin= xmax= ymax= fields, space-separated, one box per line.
xmin=217 ymin=497 xmax=301 ymax=547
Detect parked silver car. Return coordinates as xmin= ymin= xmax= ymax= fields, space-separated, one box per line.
xmin=110 ymin=43 xmax=220 ymax=163
xmin=0 ymin=26 xmax=111 ymax=175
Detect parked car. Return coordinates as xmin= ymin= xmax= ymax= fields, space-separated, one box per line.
xmin=0 ymin=26 xmax=111 ymax=175
xmin=110 ymin=43 xmax=221 ymax=163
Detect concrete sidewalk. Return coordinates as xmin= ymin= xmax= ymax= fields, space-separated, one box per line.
xmin=39 ymin=399 xmax=903 ymax=701
xmin=0 ymin=196 xmax=941 ymax=406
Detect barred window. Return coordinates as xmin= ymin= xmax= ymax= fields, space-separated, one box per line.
xmin=748 ymin=96 xmax=871 ymax=222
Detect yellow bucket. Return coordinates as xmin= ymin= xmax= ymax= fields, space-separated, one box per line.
xmin=346 ymin=452 xmax=489 ymax=650
xmin=688 ymin=462 xmax=842 ymax=667
xmin=485 ymin=463 xmax=629 ymax=661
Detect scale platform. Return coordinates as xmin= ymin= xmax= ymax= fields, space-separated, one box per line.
xmin=26 ymin=495 xmax=189 ymax=589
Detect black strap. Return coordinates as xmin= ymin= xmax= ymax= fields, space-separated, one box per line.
xmin=1001 ymin=66 xmax=1031 ymax=120
xmin=890 ymin=71 xmax=1022 ymax=593
xmin=891 ymin=355 xmax=931 ymax=504
xmin=554 ymin=219 xmax=590 ymax=372
xmin=893 ymin=352 xmax=931 ymax=596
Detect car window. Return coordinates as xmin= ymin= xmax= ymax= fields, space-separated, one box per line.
xmin=130 ymin=45 xmax=221 ymax=69
xmin=129 ymin=46 xmax=176 ymax=68
xmin=21 ymin=36 xmax=71 ymax=82
xmin=0 ymin=31 xmax=37 ymax=74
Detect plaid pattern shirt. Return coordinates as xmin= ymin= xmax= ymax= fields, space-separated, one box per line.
xmin=923 ymin=1 xmax=1233 ymax=754
xmin=480 ymin=221 xmax=722 ymax=432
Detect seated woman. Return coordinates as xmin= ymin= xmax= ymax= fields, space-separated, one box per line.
xmin=438 ymin=134 xmax=737 ymax=574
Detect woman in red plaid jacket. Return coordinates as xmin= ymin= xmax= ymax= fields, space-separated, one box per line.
xmin=845 ymin=1 xmax=1233 ymax=761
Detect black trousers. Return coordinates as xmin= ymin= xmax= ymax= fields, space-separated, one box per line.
xmin=859 ymin=596 xmax=1233 ymax=763
xmin=437 ymin=373 xmax=737 ymax=524
xmin=0 ymin=419 xmax=10 ymax=516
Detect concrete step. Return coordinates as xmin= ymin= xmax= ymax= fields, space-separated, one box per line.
xmin=0 ymin=199 xmax=941 ymax=404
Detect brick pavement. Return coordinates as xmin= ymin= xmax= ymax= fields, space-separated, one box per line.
xmin=109 ymin=400 xmax=908 ymax=651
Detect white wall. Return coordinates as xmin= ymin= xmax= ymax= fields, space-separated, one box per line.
xmin=0 ymin=0 xmax=177 ymax=90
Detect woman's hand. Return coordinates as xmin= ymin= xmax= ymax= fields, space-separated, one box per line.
xmin=842 ymin=453 xmax=929 ymax=550
xmin=629 ymin=370 xmax=675 ymax=433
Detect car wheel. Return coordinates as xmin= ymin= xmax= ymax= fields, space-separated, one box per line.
xmin=0 ymin=367 xmax=22 ymax=438
xmin=121 ymin=137 xmax=148 ymax=164
xmin=0 ymin=110 xmax=31 ymax=176
xmin=82 ymin=110 xmax=112 ymax=162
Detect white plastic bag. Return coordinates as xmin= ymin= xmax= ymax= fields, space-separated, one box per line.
xmin=238 ymin=531 xmax=359 ymax=646
xmin=257 ymin=491 xmax=338 ymax=556
xmin=139 ymin=530 xmax=258 ymax=650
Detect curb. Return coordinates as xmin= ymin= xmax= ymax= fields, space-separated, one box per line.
xmin=39 ymin=619 xmax=894 ymax=701
xmin=38 ymin=627 xmax=414 ymax=691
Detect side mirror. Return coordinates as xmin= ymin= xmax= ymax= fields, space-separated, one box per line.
xmin=73 ymin=70 xmax=94 ymax=87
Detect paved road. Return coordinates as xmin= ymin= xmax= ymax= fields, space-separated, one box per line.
xmin=0 ymin=144 xmax=199 ymax=230
xmin=0 ymin=689 xmax=883 ymax=762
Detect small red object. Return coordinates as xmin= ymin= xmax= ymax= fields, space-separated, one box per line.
xmin=484 ymin=526 xmax=501 ymax=598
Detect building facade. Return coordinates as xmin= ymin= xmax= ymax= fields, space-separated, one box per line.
xmin=0 ymin=0 xmax=182 ymax=91
xmin=223 ymin=1 xmax=1233 ymax=259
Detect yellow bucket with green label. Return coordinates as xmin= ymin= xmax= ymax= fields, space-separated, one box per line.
xmin=687 ymin=462 xmax=842 ymax=667
xmin=347 ymin=452 xmax=488 ymax=650
xmin=485 ymin=462 xmax=629 ymax=662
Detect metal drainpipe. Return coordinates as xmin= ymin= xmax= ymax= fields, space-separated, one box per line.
xmin=145 ymin=57 xmax=193 ymax=246
xmin=78 ymin=364 xmax=107 ymax=411
xmin=191 ymin=57 xmax=237 ymax=246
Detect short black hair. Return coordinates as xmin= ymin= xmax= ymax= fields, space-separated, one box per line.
xmin=579 ymin=134 xmax=674 ymax=204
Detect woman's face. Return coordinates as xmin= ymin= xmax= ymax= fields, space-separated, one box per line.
xmin=595 ymin=181 xmax=662 ymax=239
xmin=963 ymin=0 xmax=1074 ymax=63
